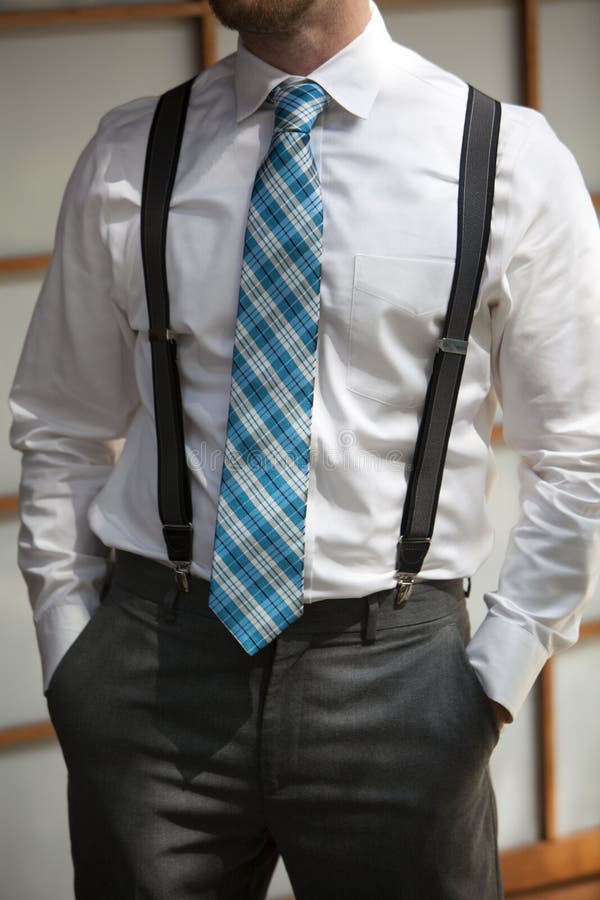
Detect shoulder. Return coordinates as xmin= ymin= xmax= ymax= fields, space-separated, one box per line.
xmin=384 ymin=40 xmax=471 ymax=123
xmin=63 ymin=53 xmax=237 ymax=212
xmin=386 ymin=41 xmax=580 ymax=182
xmin=93 ymin=53 xmax=237 ymax=160
xmin=497 ymin=101 xmax=582 ymax=185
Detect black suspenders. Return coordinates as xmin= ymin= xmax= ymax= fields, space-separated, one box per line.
xmin=140 ymin=79 xmax=501 ymax=600
xmin=395 ymin=87 xmax=501 ymax=603
xmin=141 ymin=77 xmax=195 ymax=591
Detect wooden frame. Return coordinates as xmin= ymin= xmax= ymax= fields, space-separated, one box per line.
xmin=0 ymin=720 xmax=55 ymax=749
xmin=1 ymin=1 xmax=599 ymax=896
xmin=0 ymin=2 xmax=207 ymax=30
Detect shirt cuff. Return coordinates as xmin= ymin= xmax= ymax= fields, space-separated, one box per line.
xmin=465 ymin=613 xmax=550 ymax=721
xmin=35 ymin=602 xmax=97 ymax=694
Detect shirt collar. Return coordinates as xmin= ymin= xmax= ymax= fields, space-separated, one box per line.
xmin=234 ymin=1 xmax=393 ymax=123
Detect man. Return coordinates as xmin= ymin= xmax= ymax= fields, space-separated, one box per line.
xmin=9 ymin=1 xmax=600 ymax=898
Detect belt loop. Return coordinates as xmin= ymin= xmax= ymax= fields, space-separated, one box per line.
xmin=157 ymin=586 xmax=179 ymax=624
xmin=363 ymin=595 xmax=380 ymax=645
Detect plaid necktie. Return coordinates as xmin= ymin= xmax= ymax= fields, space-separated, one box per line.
xmin=208 ymin=80 xmax=330 ymax=653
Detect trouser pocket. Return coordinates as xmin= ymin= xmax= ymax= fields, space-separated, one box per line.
xmin=45 ymin=605 xmax=106 ymax=700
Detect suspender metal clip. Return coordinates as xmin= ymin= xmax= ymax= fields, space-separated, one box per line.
xmin=148 ymin=327 xmax=177 ymax=343
xmin=394 ymin=573 xmax=415 ymax=608
xmin=174 ymin=561 xmax=191 ymax=593
xmin=438 ymin=337 xmax=468 ymax=355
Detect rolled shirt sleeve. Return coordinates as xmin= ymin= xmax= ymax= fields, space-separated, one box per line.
xmin=466 ymin=110 xmax=600 ymax=720
xmin=9 ymin=117 xmax=141 ymax=693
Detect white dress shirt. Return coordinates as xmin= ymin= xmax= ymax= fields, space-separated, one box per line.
xmin=10 ymin=3 xmax=600 ymax=719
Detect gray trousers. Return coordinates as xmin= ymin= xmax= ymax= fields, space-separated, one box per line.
xmin=46 ymin=550 xmax=503 ymax=900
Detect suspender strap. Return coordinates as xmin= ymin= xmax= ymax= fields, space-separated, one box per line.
xmin=140 ymin=77 xmax=195 ymax=590
xmin=395 ymin=86 xmax=501 ymax=603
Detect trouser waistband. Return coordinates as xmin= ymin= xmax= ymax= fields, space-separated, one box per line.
xmin=110 ymin=550 xmax=467 ymax=638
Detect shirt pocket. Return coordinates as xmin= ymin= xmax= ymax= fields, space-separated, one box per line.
xmin=346 ymin=254 xmax=455 ymax=408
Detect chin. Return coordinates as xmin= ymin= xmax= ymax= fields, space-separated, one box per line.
xmin=208 ymin=0 xmax=314 ymax=34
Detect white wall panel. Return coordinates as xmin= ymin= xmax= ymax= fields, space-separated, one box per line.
xmin=216 ymin=20 xmax=238 ymax=61
xmin=583 ymin=564 xmax=600 ymax=621
xmin=0 ymin=20 xmax=198 ymax=256
xmin=493 ymin=689 xmax=542 ymax=849
xmin=0 ymin=743 xmax=71 ymax=900
xmin=554 ymin=637 xmax=600 ymax=836
xmin=539 ymin=0 xmax=600 ymax=190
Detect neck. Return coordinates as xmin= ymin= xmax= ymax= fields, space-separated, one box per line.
xmin=240 ymin=1 xmax=371 ymax=76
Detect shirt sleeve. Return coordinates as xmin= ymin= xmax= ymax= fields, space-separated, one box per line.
xmin=466 ymin=110 xmax=600 ymax=721
xmin=9 ymin=118 xmax=141 ymax=693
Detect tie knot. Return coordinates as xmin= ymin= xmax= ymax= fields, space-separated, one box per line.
xmin=269 ymin=80 xmax=330 ymax=135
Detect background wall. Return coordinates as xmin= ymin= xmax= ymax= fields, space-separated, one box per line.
xmin=1 ymin=2 xmax=598 ymax=898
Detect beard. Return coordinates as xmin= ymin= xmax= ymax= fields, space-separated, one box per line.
xmin=208 ymin=0 xmax=316 ymax=33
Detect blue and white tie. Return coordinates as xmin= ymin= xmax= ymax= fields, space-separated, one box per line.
xmin=208 ymin=80 xmax=330 ymax=653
